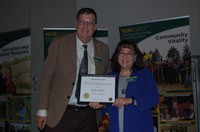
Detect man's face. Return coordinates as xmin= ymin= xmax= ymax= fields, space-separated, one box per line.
xmin=76 ymin=13 xmax=97 ymax=43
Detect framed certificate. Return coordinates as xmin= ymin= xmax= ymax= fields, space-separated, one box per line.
xmin=78 ymin=74 xmax=117 ymax=104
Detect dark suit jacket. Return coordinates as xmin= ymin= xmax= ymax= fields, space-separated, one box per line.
xmin=37 ymin=32 xmax=109 ymax=127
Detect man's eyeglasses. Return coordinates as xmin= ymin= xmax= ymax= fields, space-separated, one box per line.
xmin=118 ymin=52 xmax=135 ymax=57
xmin=78 ymin=20 xmax=96 ymax=26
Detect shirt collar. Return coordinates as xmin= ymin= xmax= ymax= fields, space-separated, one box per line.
xmin=76 ymin=35 xmax=93 ymax=50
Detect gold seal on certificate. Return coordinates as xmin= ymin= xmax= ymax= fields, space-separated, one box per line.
xmin=78 ymin=75 xmax=117 ymax=104
xmin=83 ymin=93 xmax=90 ymax=99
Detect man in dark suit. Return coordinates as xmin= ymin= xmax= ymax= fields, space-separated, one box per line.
xmin=36 ymin=8 xmax=109 ymax=132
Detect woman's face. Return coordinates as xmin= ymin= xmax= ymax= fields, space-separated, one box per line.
xmin=118 ymin=47 xmax=136 ymax=70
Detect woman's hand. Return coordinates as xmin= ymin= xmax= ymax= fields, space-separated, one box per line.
xmin=112 ymin=97 xmax=132 ymax=109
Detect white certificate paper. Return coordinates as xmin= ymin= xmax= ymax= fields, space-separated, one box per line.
xmin=79 ymin=75 xmax=117 ymax=104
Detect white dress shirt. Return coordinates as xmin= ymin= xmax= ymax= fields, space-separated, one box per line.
xmin=68 ymin=36 xmax=95 ymax=105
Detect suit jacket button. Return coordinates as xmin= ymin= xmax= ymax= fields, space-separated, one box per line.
xmin=72 ymin=82 xmax=75 ymax=86
xmin=67 ymin=96 xmax=70 ymax=99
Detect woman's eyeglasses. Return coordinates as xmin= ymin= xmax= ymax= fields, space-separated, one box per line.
xmin=118 ymin=52 xmax=135 ymax=57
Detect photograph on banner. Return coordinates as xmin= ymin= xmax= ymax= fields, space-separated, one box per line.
xmin=119 ymin=16 xmax=191 ymax=91
xmin=0 ymin=29 xmax=31 ymax=94
xmin=7 ymin=96 xmax=31 ymax=122
xmin=159 ymin=91 xmax=195 ymax=122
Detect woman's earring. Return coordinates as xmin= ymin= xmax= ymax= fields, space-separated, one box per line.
xmin=134 ymin=55 xmax=137 ymax=61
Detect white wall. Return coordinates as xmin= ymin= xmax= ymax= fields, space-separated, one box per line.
xmin=0 ymin=0 xmax=30 ymax=32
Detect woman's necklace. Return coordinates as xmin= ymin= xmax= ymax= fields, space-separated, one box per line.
xmin=120 ymin=69 xmax=132 ymax=94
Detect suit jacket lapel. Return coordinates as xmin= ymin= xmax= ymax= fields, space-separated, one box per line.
xmin=94 ymin=41 xmax=102 ymax=74
xmin=62 ymin=33 xmax=77 ymax=82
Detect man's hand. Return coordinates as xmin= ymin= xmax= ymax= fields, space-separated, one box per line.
xmin=36 ymin=115 xmax=47 ymax=130
xmin=89 ymin=102 xmax=104 ymax=109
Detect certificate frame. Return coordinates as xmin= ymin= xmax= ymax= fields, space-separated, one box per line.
xmin=78 ymin=74 xmax=117 ymax=104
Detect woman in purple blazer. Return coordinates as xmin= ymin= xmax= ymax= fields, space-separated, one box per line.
xmin=101 ymin=40 xmax=159 ymax=132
